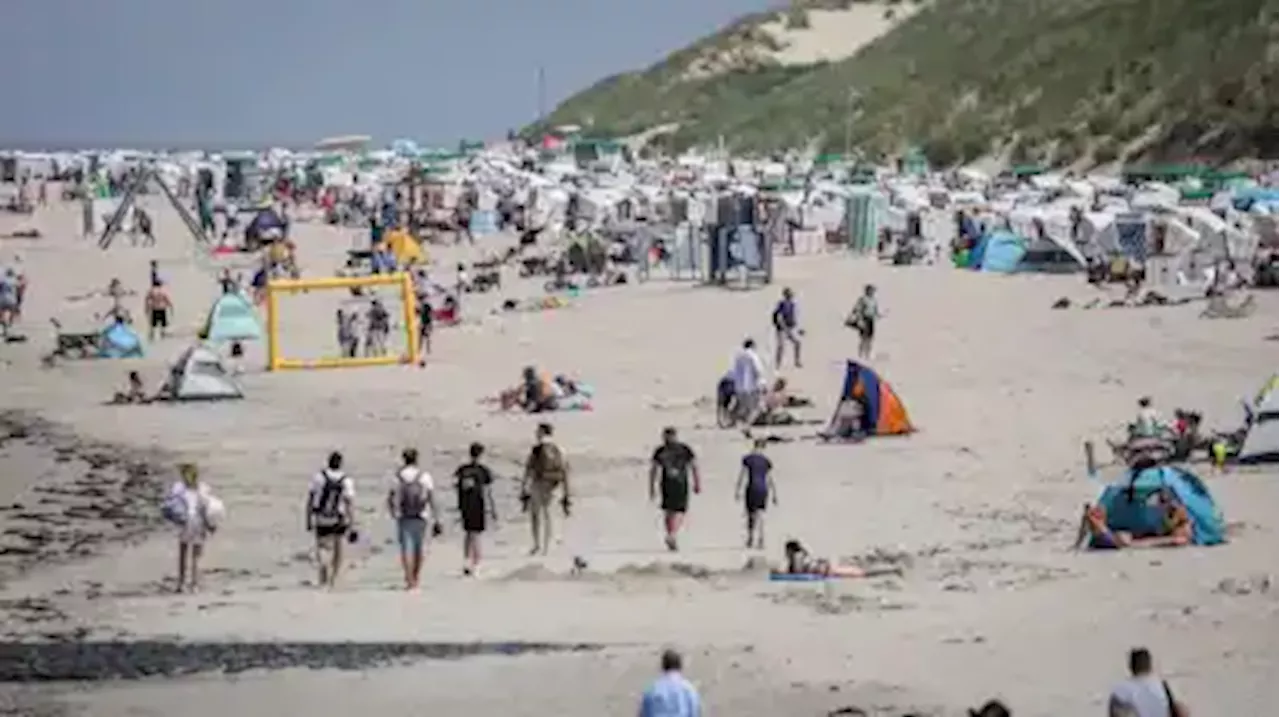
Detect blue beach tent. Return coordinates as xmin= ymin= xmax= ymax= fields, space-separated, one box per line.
xmin=201 ymin=291 xmax=262 ymax=343
xmin=967 ymin=230 xmax=1027 ymax=273
xmin=1095 ymin=465 xmax=1226 ymax=546
xmin=100 ymin=320 xmax=144 ymax=358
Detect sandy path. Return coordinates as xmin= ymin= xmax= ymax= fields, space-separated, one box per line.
xmin=0 ymin=199 xmax=1275 ymax=715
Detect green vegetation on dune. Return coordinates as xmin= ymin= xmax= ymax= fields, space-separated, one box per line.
xmin=530 ymin=0 xmax=1278 ymax=165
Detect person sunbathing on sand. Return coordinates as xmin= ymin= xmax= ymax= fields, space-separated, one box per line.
xmin=778 ymin=539 xmax=889 ymax=578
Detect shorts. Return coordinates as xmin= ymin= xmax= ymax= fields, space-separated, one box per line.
xmin=744 ymin=489 xmax=769 ymax=514
xmin=396 ymin=517 xmax=428 ymax=553
xmin=460 ymin=508 xmax=486 ymax=534
xmin=314 ymin=525 xmax=348 ymax=557
xmin=660 ymin=483 xmax=689 ymax=514
xmin=859 ymin=319 xmax=876 ymax=340
xmin=735 ymin=390 xmax=761 ymax=420
xmin=150 ymin=309 xmax=168 ymax=328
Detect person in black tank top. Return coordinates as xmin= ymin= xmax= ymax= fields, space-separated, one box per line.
xmin=454 ymin=442 xmax=497 ymax=575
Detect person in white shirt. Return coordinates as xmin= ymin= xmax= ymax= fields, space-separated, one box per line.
xmin=307 ymin=452 xmax=356 ymax=588
xmin=164 ymin=463 xmax=220 ymax=593
xmin=731 ymin=338 xmax=767 ymax=424
xmin=386 ymin=448 xmax=438 ymax=590
xmin=1132 ymin=396 xmax=1166 ymax=439
xmin=1109 ymin=648 xmax=1181 ymax=717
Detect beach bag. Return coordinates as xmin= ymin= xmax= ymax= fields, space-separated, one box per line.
xmin=531 ymin=442 xmax=567 ymax=487
xmin=201 ymin=494 xmax=226 ymax=529
xmin=161 ymin=493 xmax=187 ymax=525
xmin=397 ymin=469 xmax=429 ymax=518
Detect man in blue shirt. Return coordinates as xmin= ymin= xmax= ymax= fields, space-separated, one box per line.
xmin=772 ymin=287 xmax=801 ymax=368
xmin=639 ymin=649 xmax=701 ymax=717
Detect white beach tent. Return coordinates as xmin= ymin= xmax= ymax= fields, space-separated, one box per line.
xmin=1238 ymin=375 xmax=1278 ymax=464
xmin=163 ymin=345 xmax=244 ymax=402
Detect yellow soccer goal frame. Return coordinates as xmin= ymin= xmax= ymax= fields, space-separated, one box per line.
xmin=265 ymin=272 xmax=421 ymax=371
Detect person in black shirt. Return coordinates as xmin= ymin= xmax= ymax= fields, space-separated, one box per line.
xmin=649 ymin=427 xmax=700 ymax=551
xmin=454 ymin=442 xmax=497 ymax=576
xmin=734 ymin=439 xmax=778 ymax=549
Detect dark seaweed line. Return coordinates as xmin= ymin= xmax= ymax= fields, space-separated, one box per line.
xmin=0 ymin=640 xmax=603 ymax=683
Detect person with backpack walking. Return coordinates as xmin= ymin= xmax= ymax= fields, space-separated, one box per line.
xmin=520 ymin=422 xmax=571 ymax=555
xmin=306 ymin=451 xmax=356 ymax=588
xmin=386 ymin=448 xmax=438 ymax=590
xmin=649 ymin=427 xmax=701 ymax=552
xmin=734 ymin=438 xmax=778 ymax=550
xmin=454 ymin=442 xmax=498 ymax=576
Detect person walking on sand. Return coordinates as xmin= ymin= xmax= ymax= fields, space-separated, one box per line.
xmin=162 ymin=464 xmax=221 ymax=593
xmin=0 ymin=268 xmax=18 ymax=339
xmin=454 ymin=442 xmax=498 ymax=575
xmin=1108 ymin=647 xmax=1187 ymax=717
xmin=772 ymin=287 xmax=802 ymax=368
xmin=144 ymin=280 xmax=172 ymax=342
xmin=638 ymin=649 xmax=702 ymax=717
xmin=734 ymin=438 xmax=777 ymax=549
xmin=306 ymin=451 xmax=356 ymax=588
xmin=136 ymin=207 xmax=155 ymax=247
xmin=731 ymin=338 xmax=767 ymax=425
xmin=847 ymin=284 xmax=881 ymax=360
xmin=649 ymin=427 xmax=700 ymax=552
xmin=520 ymin=422 xmax=571 ymax=555
xmin=386 ymin=448 xmax=438 ymax=590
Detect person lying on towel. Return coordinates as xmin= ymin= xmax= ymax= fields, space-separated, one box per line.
xmin=775 ymin=539 xmax=890 ymax=578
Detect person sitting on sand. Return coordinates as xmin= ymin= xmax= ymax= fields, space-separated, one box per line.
xmin=1131 ymin=396 xmax=1167 ymax=439
xmin=1075 ymin=490 xmax=1194 ymax=551
xmin=751 ymin=378 xmax=815 ymax=426
xmin=1074 ymin=504 xmax=1130 ymax=550
xmin=520 ymin=366 xmax=558 ymax=413
xmin=111 ymin=370 xmax=150 ymax=405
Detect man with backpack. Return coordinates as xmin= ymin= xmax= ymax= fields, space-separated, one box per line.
xmin=306 ymin=452 xmax=356 ymax=588
xmin=386 ymin=448 xmax=438 ymax=590
xmin=520 ymin=422 xmax=572 ymax=555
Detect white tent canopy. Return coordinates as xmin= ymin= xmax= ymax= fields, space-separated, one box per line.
xmin=1238 ymin=375 xmax=1278 ymax=464
xmin=162 ymin=345 xmax=244 ymax=402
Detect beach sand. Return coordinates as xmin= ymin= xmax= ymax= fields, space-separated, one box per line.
xmin=0 ymin=196 xmax=1275 ymax=716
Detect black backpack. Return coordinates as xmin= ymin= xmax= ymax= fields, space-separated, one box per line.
xmin=312 ymin=472 xmax=347 ymax=529
xmin=397 ymin=469 xmax=429 ymax=518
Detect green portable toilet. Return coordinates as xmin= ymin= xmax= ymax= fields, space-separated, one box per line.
xmin=845 ymin=186 xmax=883 ymax=254
xmin=902 ymin=146 xmax=928 ymax=177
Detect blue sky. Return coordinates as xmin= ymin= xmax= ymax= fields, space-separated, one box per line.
xmin=0 ymin=0 xmax=773 ymax=148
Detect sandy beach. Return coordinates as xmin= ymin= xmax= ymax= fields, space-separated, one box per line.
xmin=0 ymin=196 xmax=1275 ymax=716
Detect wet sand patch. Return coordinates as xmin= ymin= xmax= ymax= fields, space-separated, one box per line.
xmin=0 ymin=411 xmax=174 ymax=585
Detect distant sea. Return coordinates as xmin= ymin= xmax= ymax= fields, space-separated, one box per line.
xmin=0 ymin=138 xmax=398 ymax=153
